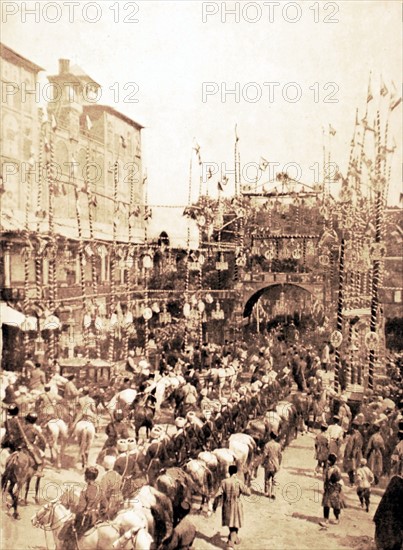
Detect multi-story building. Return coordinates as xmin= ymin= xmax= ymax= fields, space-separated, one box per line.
xmin=1 ymin=45 xmax=146 ymax=369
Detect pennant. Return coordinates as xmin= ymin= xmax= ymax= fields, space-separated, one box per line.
xmin=51 ymin=114 xmax=57 ymax=131
xmin=86 ymin=115 xmax=93 ymax=131
xmin=367 ymin=74 xmax=373 ymax=103
xmin=193 ymin=142 xmax=202 ymax=165
xmin=88 ymin=193 xmax=97 ymax=207
xmin=120 ymin=135 xmax=127 ymax=148
xmin=380 ymin=78 xmax=388 ymax=97
xmin=207 ymin=167 xmax=213 ymax=180
xmin=355 ymin=108 xmax=359 ymax=126
xmin=390 ymin=96 xmax=402 ymax=112
xmin=235 ymin=124 xmax=239 ymax=143
xmin=259 ymin=157 xmax=269 ymax=171
xmin=329 ymin=124 xmax=336 ymax=136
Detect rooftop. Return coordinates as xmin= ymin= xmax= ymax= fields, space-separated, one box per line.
xmin=0 ymin=43 xmax=44 ymax=73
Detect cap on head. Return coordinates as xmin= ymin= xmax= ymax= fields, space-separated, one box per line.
xmin=8 ymin=404 xmax=19 ymax=416
xmin=103 ymin=455 xmax=116 ymax=470
xmin=175 ymin=417 xmax=186 ymax=429
xmin=117 ymin=439 xmax=128 ymax=453
xmin=25 ymin=412 xmax=38 ymax=424
xmin=85 ymin=466 xmax=99 ymax=481
xmin=360 ymin=458 xmax=367 ymax=466
xmin=229 ymin=465 xmax=238 ymax=476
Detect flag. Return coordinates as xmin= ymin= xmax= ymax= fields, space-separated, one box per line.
xmin=367 ymin=75 xmax=373 ymax=103
xmin=85 ymin=115 xmax=93 ymax=131
xmin=390 ymin=96 xmax=402 ymax=112
xmin=193 ymin=142 xmax=202 ymax=165
xmin=235 ymin=124 xmax=239 ymax=143
xmin=259 ymin=157 xmax=269 ymax=171
xmin=355 ymin=108 xmax=359 ymax=126
xmin=120 ymin=135 xmax=127 ymax=148
xmin=51 ymin=114 xmax=57 ymax=131
xmin=207 ymin=167 xmax=213 ymax=180
xmin=218 ymin=174 xmax=228 ymax=191
xmin=380 ymin=78 xmax=388 ymax=97
xmin=329 ymin=124 xmax=336 ymax=136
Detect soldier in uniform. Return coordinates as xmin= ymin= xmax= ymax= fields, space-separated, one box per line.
xmin=99 ymin=455 xmax=123 ymax=520
xmin=63 ymin=374 xmax=79 ymax=422
xmin=70 ymin=387 xmax=97 ymax=434
xmin=59 ymin=467 xmax=101 ymax=550
xmin=1 ymin=404 xmax=23 ymax=452
xmin=35 ymin=385 xmax=63 ymax=425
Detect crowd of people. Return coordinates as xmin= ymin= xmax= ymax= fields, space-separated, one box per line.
xmin=1 ymin=329 xmax=403 ymax=548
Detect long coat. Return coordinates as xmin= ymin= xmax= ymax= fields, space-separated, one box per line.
xmin=216 ymin=475 xmax=250 ymax=529
xmin=367 ymin=432 xmax=385 ymax=480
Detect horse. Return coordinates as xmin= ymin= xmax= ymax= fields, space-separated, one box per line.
xmin=125 ymin=484 xmax=174 ymax=548
xmin=130 ymin=399 xmax=155 ymax=440
xmin=2 ymin=449 xmax=40 ymax=519
xmin=112 ymin=526 xmax=153 ymax=549
xmin=45 ymin=418 xmax=68 ymax=470
xmin=228 ymin=433 xmax=256 ymax=486
xmin=73 ymin=420 xmax=95 ymax=468
xmin=154 ymin=467 xmax=193 ymax=522
xmin=31 ymin=500 xmax=121 ymax=550
xmin=184 ymin=458 xmax=215 ymax=515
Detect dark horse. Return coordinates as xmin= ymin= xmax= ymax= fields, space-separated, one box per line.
xmin=1 ymin=450 xmax=41 ymax=519
xmin=130 ymin=395 xmax=156 ymax=439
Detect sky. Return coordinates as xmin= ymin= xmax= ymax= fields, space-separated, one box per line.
xmin=2 ymin=0 xmax=402 ymax=210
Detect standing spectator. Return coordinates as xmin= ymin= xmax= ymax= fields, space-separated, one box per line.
xmin=367 ymin=422 xmax=386 ymax=485
xmin=390 ymin=426 xmax=403 ymax=476
xmin=262 ymin=432 xmax=282 ymax=499
xmin=320 ymin=453 xmax=343 ymax=527
xmin=356 ymin=458 xmax=374 ymax=512
xmin=343 ymin=421 xmax=363 ymax=485
xmin=315 ymin=423 xmax=329 ymax=475
xmin=321 ymin=342 xmax=330 ymax=372
xmin=327 ymin=416 xmax=344 ymax=459
xmin=213 ymin=464 xmax=251 ymax=547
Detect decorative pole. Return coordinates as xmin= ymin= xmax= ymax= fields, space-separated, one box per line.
xmin=74 ymin=165 xmax=89 ymax=359
xmin=108 ymin=160 xmax=119 ymax=362
xmin=23 ymin=158 xmax=33 ymax=357
xmin=47 ymin=121 xmax=58 ymax=362
xmin=368 ymin=110 xmax=383 ymax=390
xmin=334 ymin=238 xmax=345 ymax=392
xmin=184 ymin=151 xmax=193 ymax=349
xmin=85 ymin=134 xmax=101 ymax=358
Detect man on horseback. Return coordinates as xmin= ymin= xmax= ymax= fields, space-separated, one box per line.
xmin=97 ymin=409 xmax=130 ymax=465
xmin=35 ymin=385 xmax=63 ymax=425
xmin=70 ymin=387 xmax=97 ymax=434
xmin=1 ymin=404 xmax=23 ymax=452
xmin=59 ymin=466 xmax=101 ymax=550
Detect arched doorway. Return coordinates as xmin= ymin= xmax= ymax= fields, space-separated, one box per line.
xmin=243 ymin=283 xmax=324 ymax=340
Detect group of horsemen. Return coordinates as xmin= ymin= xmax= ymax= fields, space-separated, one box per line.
xmin=2 ymin=339 xmax=403 ymax=548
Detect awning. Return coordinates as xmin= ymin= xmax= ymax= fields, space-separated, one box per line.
xmin=0 ymin=302 xmax=26 ymax=328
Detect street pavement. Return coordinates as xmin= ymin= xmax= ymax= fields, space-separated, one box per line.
xmin=1 ymin=425 xmax=381 ymax=550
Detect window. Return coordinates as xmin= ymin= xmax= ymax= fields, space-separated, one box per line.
xmin=394 ymin=290 xmax=402 ymax=303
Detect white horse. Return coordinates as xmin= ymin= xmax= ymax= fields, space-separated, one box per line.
xmin=73 ymin=420 xmax=95 ymax=468
xmin=31 ymin=500 xmax=122 ymax=550
xmin=228 ymin=433 xmax=256 ymax=486
xmin=46 ymin=418 xmax=68 ymax=469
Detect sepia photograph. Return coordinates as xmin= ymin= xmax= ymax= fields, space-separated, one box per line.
xmin=0 ymin=1 xmax=402 ymax=549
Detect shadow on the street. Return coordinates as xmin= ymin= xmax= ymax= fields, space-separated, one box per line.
xmin=287 ymin=467 xmax=317 ymax=478
xmin=291 ymin=511 xmax=321 ymax=525
xmin=196 ymin=530 xmax=229 ymax=549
